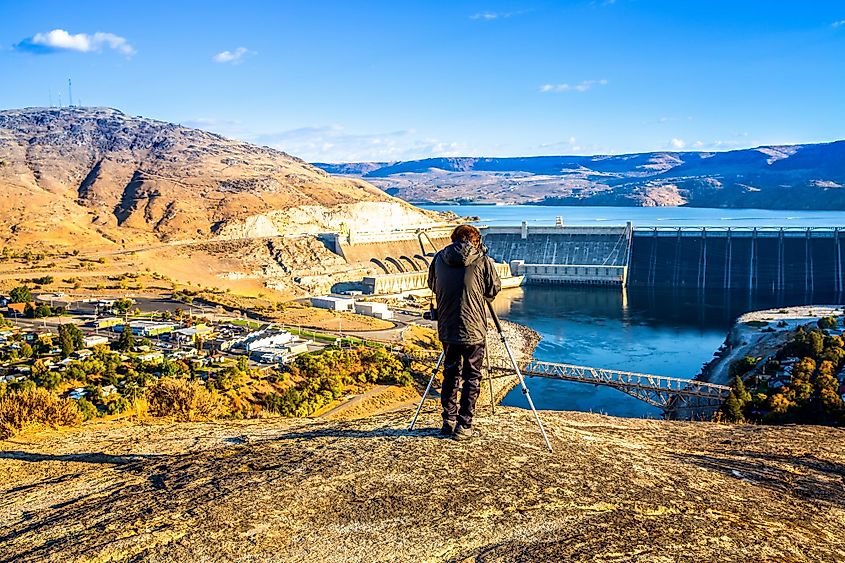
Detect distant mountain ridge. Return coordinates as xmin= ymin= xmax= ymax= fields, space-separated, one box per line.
xmin=314 ymin=141 xmax=845 ymax=209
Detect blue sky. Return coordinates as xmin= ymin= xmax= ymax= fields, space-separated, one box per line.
xmin=2 ymin=0 xmax=844 ymax=162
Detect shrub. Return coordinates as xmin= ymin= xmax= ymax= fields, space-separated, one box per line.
xmin=818 ymin=316 xmax=838 ymax=330
xmin=729 ymin=356 xmax=757 ymax=379
xmin=76 ymin=398 xmax=99 ymax=420
xmin=147 ymin=378 xmax=228 ymax=421
xmin=0 ymin=388 xmax=82 ymax=439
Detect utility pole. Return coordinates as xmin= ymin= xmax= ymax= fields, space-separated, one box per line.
xmin=68 ymin=79 xmax=73 ymax=107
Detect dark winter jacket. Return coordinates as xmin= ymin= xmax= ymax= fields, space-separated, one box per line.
xmin=427 ymin=241 xmax=501 ymax=345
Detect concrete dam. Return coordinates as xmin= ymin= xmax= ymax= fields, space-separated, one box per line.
xmin=325 ymin=222 xmax=845 ymax=295
xmin=482 ymin=223 xmax=845 ymax=293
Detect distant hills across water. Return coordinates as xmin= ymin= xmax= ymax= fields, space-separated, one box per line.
xmin=314 ymin=140 xmax=845 ymax=210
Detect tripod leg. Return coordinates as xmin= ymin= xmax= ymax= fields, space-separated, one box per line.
xmin=499 ymin=334 xmax=553 ymax=452
xmin=485 ymin=342 xmax=495 ymax=415
xmin=485 ymin=301 xmax=552 ymax=452
xmin=409 ymin=350 xmax=445 ymax=431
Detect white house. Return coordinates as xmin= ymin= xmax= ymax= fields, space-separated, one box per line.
xmin=83 ymin=335 xmax=109 ymax=348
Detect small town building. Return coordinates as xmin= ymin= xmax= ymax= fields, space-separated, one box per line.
xmin=6 ymin=302 xmax=36 ymax=316
xmin=124 ymin=321 xmax=177 ymax=337
xmin=137 ymin=351 xmax=164 ymax=363
xmin=244 ymin=331 xmax=295 ymax=352
xmin=83 ymin=335 xmax=109 ymax=348
xmin=171 ymin=324 xmax=213 ymax=343
xmin=89 ymin=317 xmax=123 ymax=329
xmin=354 ymin=301 xmax=394 ymax=320
xmin=311 ymin=296 xmax=355 ymax=311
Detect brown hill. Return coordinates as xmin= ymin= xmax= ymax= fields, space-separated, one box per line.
xmin=0 ymin=107 xmax=436 ymax=251
xmin=1 ymin=408 xmax=844 ymax=562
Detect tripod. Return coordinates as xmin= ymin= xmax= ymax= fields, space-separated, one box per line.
xmin=408 ymin=302 xmax=553 ymax=452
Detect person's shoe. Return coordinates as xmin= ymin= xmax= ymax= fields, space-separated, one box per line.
xmin=452 ymin=424 xmax=478 ymax=441
xmin=440 ymin=420 xmax=456 ymax=435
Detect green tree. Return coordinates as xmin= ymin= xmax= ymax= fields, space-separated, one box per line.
xmin=818 ymin=316 xmax=838 ymax=330
xmin=117 ymin=326 xmax=134 ymax=352
xmin=807 ymin=330 xmax=825 ymax=358
xmin=722 ymin=390 xmax=745 ymax=422
xmin=31 ymin=359 xmax=48 ymax=380
xmin=58 ymin=323 xmax=84 ymax=358
xmin=19 ymin=342 xmax=33 ymax=359
xmin=9 ymin=285 xmax=32 ymax=303
xmin=113 ymin=298 xmax=135 ymax=315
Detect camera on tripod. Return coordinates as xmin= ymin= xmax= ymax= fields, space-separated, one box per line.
xmin=423 ymin=307 xmax=437 ymax=321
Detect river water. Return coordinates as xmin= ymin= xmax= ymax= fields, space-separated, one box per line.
xmin=420 ymin=204 xmax=845 ymax=417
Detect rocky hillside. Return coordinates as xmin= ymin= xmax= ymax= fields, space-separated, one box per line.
xmin=314 ymin=140 xmax=845 ymax=209
xmin=2 ymin=409 xmax=844 ymax=562
xmin=0 ymin=107 xmax=437 ymax=251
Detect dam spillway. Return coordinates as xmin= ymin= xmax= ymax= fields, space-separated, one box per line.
xmin=481 ymin=223 xmax=845 ymax=293
xmin=627 ymin=227 xmax=845 ymax=292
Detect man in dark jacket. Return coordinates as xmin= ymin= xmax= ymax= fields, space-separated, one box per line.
xmin=427 ymin=224 xmax=501 ymax=440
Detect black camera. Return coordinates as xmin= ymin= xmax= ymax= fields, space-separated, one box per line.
xmin=423 ymin=308 xmax=438 ymax=321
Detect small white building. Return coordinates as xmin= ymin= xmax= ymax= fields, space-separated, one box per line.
xmin=354 ymin=301 xmax=394 ymax=320
xmin=83 ymin=335 xmax=109 ymax=348
xmin=137 ymin=351 xmax=164 ymax=363
xmin=68 ymin=387 xmax=87 ymax=400
xmin=311 ymin=296 xmax=355 ymax=312
xmin=245 ymin=331 xmax=295 ymax=352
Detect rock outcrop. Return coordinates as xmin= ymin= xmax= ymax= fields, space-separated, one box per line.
xmin=2 ymin=409 xmax=844 ymax=562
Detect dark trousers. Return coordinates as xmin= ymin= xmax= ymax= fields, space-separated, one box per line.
xmin=441 ymin=342 xmax=485 ymax=428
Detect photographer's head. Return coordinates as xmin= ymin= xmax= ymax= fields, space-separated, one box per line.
xmin=451 ymin=224 xmax=482 ymax=250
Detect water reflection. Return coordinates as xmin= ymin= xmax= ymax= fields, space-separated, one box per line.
xmin=496 ymin=286 xmax=844 ymax=418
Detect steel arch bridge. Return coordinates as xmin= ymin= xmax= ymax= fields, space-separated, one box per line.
xmin=407 ymin=350 xmax=730 ymax=416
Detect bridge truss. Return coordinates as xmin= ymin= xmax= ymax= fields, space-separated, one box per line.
xmin=408 ymin=350 xmax=730 ymax=416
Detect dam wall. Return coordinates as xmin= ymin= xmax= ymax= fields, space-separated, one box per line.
xmin=628 ymin=227 xmax=845 ymax=292
xmin=364 ymin=263 xmax=514 ymax=295
xmin=482 ymin=224 xmax=633 ymax=286
xmin=325 ymin=226 xmax=453 ymax=274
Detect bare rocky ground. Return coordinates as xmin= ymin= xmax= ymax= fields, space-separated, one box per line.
xmin=2 ymin=409 xmax=844 ymax=562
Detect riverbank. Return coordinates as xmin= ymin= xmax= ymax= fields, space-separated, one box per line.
xmin=697 ymin=305 xmax=844 ymax=386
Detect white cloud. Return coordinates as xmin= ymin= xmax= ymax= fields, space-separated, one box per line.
xmin=833 ymin=20 xmax=845 ymax=28
xmin=18 ymin=29 xmax=135 ymax=55
xmin=539 ymin=79 xmax=608 ymax=93
xmin=470 ymin=10 xmax=527 ymax=20
xmin=212 ymin=47 xmax=252 ymax=64
xmin=186 ymin=119 xmax=472 ymax=162
xmin=670 ymin=138 xmax=686 ymax=149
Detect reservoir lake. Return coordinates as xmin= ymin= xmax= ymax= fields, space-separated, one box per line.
xmin=421 ymin=204 xmax=845 ymax=417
